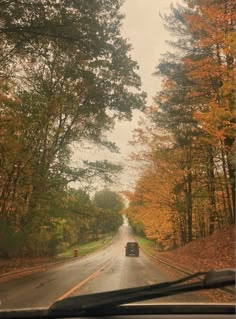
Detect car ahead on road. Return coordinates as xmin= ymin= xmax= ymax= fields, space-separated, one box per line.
xmin=125 ymin=242 xmax=139 ymax=256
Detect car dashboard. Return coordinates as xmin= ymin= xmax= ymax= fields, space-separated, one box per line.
xmin=0 ymin=304 xmax=235 ymax=319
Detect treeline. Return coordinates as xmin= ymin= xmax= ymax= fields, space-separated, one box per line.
xmin=124 ymin=0 xmax=235 ymax=250
xmin=0 ymin=188 xmax=124 ymax=257
xmin=0 ymin=1 xmax=145 ymax=256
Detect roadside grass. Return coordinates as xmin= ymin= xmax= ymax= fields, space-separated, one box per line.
xmin=135 ymin=235 xmax=158 ymax=256
xmin=0 ymin=234 xmax=114 ymax=276
xmin=57 ymin=234 xmax=113 ymax=258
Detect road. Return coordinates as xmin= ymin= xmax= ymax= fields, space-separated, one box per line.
xmin=0 ymin=222 xmax=207 ymax=310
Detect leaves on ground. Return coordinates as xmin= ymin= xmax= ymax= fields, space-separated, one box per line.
xmin=156 ymin=225 xmax=235 ymax=272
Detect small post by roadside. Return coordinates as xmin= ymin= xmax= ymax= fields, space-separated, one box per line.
xmin=73 ymin=249 xmax=78 ymax=257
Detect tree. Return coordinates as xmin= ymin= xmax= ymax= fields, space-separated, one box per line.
xmin=182 ymin=0 xmax=235 ymax=219
xmin=124 ymin=0 xmax=235 ymax=250
xmin=154 ymin=0 xmax=235 ymax=231
xmin=93 ymin=189 xmax=124 ymax=213
xmin=0 ymin=0 xmax=146 ymax=235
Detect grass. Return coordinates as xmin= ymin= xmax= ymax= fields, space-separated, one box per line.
xmin=57 ymin=234 xmax=113 ymax=258
xmin=135 ymin=235 xmax=158 ymax=256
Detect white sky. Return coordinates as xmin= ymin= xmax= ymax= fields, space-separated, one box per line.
xmin=71 ymin=0 xmax=177 ymax=192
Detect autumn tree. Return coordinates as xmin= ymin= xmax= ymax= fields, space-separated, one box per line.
xmin=0 ymin=0 xmax=146 ymax=256
xmin=155 ymin=0 xmax=235 ymax=230
xmin=124 ymin=0 xmax=235 ymax=250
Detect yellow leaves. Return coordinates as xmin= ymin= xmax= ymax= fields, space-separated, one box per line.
xmin=181 ymin=4 xmax=235 ymax=146
xmin=123 ymin=131 xmax=186 ymax=249
xmin=194 ymin=104 xmax=235 ymax=141
xmin=125 ymin=0 xmax=235 ymax=250
xmin=221 ymin=81 xmax=235 ymax=96
xmin=162 ymin=79 xmax=176 ymax=90
xmin=223 ymin=32 xmax=235 ymax=55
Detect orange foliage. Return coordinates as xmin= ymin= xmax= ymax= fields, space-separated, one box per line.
xmin=183 ymin=0 xmax=235 ymax=144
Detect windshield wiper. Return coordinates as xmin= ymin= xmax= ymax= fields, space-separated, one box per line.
xmin=49 ymin=269 xmax=235 ymax=316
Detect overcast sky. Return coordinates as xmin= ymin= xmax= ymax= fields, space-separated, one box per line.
xmin=71 ymin=0 xmax=177 ymax=192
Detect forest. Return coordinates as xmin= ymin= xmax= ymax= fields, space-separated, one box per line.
xmin=0 ymin=0 xmax=235 ymax=256
xmin=0 ymin=0 xmax=145 ymax=257
xmin=124 ymin=0 xmax=235 ymax=250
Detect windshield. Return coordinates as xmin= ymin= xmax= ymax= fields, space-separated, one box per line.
xmin=0 ymin=0 xmax=235 ymax=311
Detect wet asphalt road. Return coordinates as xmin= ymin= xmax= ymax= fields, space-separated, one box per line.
xmin=0 ymin=222 xmax=207 ymax=310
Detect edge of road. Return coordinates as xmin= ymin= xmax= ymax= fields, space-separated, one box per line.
xmin=135 ymin=235 xmax=235 ymax=297
xmin=0 ymin=233 xmax=117 ymax=281
xmin=135 ymin=235 xmax=192 ymax=276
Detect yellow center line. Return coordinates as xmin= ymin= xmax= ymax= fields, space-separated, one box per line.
xmin=54 ymin=240 xmax=125 ymax=302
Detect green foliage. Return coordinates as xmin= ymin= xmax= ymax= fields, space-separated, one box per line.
xmin=58 ymin=235 xmax=113 ymax=258
xmin=128 ymin=219 xmax=145 ymax=236
xmin=0 ymin=223 xmax=25 ymax=257
xmin=62 ymin=189 xmax=93 ymax=216
xmin=0 ymin=0 xmax=146 ymax=257
xmin=93 ymin=189 xmax=125 ymax=212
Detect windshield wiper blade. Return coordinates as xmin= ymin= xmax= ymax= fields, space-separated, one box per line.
xmin=49 ymin=269 xmax=235 ymax=315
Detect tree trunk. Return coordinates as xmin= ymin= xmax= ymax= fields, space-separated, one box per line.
xmin=220 ymin=145 xmax=234 ymax=223
xmin=206 ymin=147 xmax=218 ymax=235
xmin=224 ymin=139 xmax=235 ymax=222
